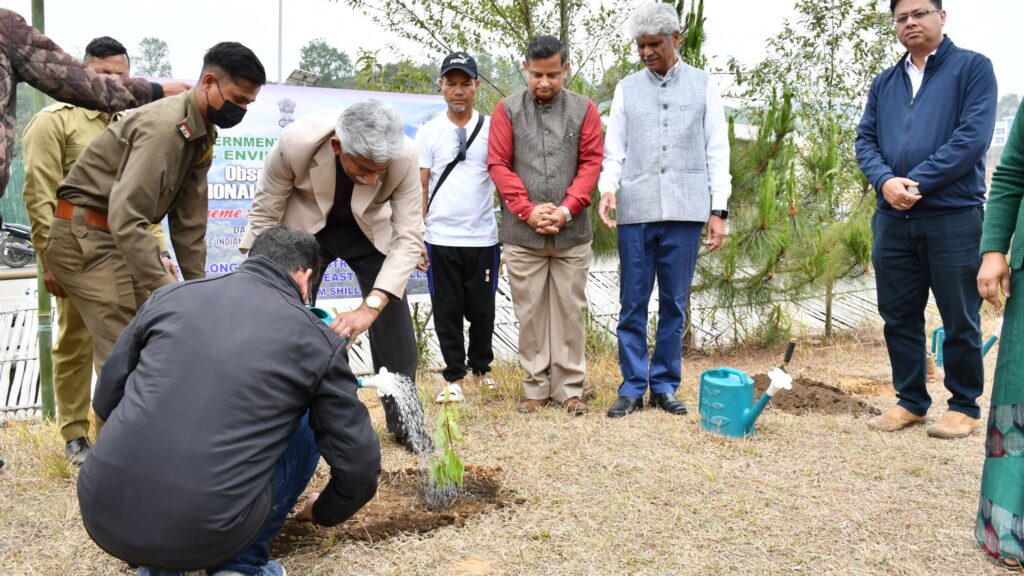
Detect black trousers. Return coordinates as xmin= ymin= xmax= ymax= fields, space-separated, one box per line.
xmin=426 ymin=243 xmax=499 ymax=382
xmin=310 ymin=242 xmax=419 ymax=441
xmin=871 ymin=207 xmax=985 ymax=419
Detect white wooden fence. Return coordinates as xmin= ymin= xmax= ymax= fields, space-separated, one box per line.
xmin=1 ymin=271 xmax=882 ymax=420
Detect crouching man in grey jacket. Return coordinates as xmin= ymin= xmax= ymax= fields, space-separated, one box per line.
xmin=77 ymin=225 xmax=381 ymax=576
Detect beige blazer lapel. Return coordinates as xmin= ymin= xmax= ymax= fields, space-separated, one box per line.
xmin=350 ymin=180 xmax=379 ymax=220
xmin=309 ymin=141 xmax=336 ymax=218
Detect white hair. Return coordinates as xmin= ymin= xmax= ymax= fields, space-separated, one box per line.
xmin=629 ymin=2 xmax=681 ymax=39
xmin=335 ymin=100 xmax=405 ymax=163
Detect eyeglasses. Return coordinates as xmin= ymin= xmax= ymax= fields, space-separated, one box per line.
xmin=454 ymin=126 xmax=467 ymax=161
xmin=893 ymin=8 xmax=940 ymax=26
xmin=346 ymin=154 xmax=388 ymax=177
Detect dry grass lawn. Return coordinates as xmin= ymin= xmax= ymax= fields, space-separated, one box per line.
xmin=0 ymin=319 xmax=1015 ymax=575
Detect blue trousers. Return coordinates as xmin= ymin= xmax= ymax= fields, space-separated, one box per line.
xmin=616 ymin=222 xmax=703 ymax=397
xmin=140 ymin=414 xmax=320 ymax=576
xmin=871 ymin=207 xmax=985 ymax=418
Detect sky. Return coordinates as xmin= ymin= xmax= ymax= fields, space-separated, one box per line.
xmin=7 ymin=0 xmax=1022 ymax=100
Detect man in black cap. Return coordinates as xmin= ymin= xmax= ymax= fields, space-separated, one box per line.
xmin=415 ymin=52 xmax=499 ymax=404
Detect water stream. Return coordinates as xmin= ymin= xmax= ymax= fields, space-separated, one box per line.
xmin=367 ymin=371 xmax=458 ymax=508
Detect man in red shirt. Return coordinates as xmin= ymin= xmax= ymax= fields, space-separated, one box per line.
xmin=487 ymin=35 xmax=603 ymax=416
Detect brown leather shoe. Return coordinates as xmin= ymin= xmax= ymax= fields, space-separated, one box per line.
xmin=867 ymin=405 xmax=926 ymax=432
xmin=563 ymin=397 xmax=588 ymax=416
xmin=516 ymin=398 xmax=550 ymax=414
xmin=927 ymin=411 xmax=982 ymax=439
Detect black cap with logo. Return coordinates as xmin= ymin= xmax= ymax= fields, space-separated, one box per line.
xmin=440 ymin=51 xmax=478 ymax=79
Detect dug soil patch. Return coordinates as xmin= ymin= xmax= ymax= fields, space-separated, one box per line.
xmin=273 ymin=466 xmax=513 ymax=553
xmin=837 ymin=376 xmax=896 ymax=397
xmin=753 ymin=374 xmax=881 ymax=416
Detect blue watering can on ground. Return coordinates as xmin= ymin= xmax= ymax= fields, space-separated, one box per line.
xmin=699 ymin=368 xmax=792 ymax=438
xmin=699 ymin=342 xmax=795 ymax=438
xmin=930 ymin=326 xmax=998 ymax=367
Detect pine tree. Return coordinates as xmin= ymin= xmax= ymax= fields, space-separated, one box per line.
xmin=698 ymin=0 xmax=895 ymax=343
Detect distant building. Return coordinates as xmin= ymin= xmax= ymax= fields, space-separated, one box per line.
xmin=993 ymin=114 xmax=1016 ymax=147
xmin=987 ymin=114 xmax=1016 ymax=190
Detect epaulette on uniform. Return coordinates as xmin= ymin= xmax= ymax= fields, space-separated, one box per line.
xmin=39 ymin=102 xmax=75 ymax=114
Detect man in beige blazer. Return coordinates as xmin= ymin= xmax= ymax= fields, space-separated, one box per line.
xmin=241 ymin=100 xmax=423 ymax=449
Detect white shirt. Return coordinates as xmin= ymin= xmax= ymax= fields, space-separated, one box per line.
xmin=904 ymin=49 xmax=937 ymax=99
xmin=416 ymin=110 xmax=498 ymax=247
xmin=599 ymin=61 xmax=732 ymax=212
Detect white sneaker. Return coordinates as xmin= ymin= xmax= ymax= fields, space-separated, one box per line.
xmin=435 ymin=383 xmax=465 ymax=403
xmin=478 ymin=375 xmax=497 ymax=392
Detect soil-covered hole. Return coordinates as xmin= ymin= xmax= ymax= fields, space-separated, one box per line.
xmin=753 ymin=374 xmax=882 ymax=416
xmin=273 ymin=466 xmax=514 ymax=553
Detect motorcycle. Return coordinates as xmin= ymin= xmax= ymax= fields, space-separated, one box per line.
xmin=0 ymin=221 xmax=35 ymax=268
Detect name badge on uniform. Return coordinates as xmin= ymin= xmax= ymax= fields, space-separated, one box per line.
xmin=177 ymin=119 xmax=194 ymax=140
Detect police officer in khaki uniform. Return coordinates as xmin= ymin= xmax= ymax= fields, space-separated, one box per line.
xmin=23 ymin=37 xmax=180 ymax=464
xmin=45 ymin=42 xmax=266 ymax=388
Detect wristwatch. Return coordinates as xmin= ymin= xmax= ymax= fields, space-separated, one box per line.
xmin=560 ymin=206 xmax=573 ymax=223
xmin=710 ymin=209 xmax=729 ymax=220
xmin=365 ymin=294 xmax=386 ymax=313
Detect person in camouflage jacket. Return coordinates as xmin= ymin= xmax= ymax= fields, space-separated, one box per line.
xmin=0 ymin=8 xmax=189 ymax=213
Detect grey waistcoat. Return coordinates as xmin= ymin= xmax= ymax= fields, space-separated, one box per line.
xmin=617 ymin=63 xmax=710 ymax=225
xmin=500 ymin=89 xmax=593 ymax=249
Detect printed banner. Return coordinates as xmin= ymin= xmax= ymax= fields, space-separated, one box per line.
xmin=199 ymin=84 xmax=445 ymax=302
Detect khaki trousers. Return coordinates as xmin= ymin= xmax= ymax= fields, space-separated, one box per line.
xmin=46 ymin=215 xmax=149 ymax=382
xmin=504 ymin=238 xmax=592 ymax=403
xmin=52 ymin=294 xmax=95 ymax=442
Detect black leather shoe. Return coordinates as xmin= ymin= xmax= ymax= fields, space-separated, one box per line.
xmin=607 ymin=395 xmax=644 ymax=418
xmin=650 ymin=392 xmax=688 ymax=415
xmin=65 ymin=437 xmax=91 ymax=466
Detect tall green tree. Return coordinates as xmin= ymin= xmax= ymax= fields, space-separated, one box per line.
xmin=677 ymin=0 xmax=706 ymax=69
xmin=694 ymin=91 xmax=798 ymax=345
xmin=700 ymin=0 xmax=897 ymax=342
xmin=298 ymin=38 xmax=354 ymax=88
xmin=352 ymin=49 xmax=438 ymax=95
xmin=134 ymin=37 xmax=173 ymax=78
xmin=997 ymin=93 xmax=1020 ymax=121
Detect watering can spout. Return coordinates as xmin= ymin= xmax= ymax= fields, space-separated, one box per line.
xmin=744 ymin=390 xmax=773 ymax=430
xmin=743 ymin=367 xmax=794 ymax=429
xmin=357 ymin=367 xmax=396 ymax=396
xmin=982 ymin=334 xmax=998 ymax=356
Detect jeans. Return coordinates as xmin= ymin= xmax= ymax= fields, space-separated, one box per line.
xmin=616 ymin=222 xmax=703 ymax=398
xmin=872 ymin=207 xmax=985 ymax=418
xmin=138 ymin=414 xmax=320 ymax=576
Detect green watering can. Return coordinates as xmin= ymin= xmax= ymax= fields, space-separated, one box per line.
xmin=699 ymin=341 xmax=796 ymax=438
xmin=930 ymin=324 xmax=999 ymax=368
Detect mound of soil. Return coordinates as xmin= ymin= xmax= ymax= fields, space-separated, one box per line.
xmin=272 ymin=466 xmax=513 ymax=553
xmin=753 ymin=374 xmax=881 ymax=416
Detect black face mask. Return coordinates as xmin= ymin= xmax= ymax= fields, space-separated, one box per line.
xmin=206 ymin=80 xmax=246 ymax=129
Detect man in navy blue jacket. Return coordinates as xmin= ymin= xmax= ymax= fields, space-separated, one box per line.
xmin=856 ymin=0 xmax=996 ymax=439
